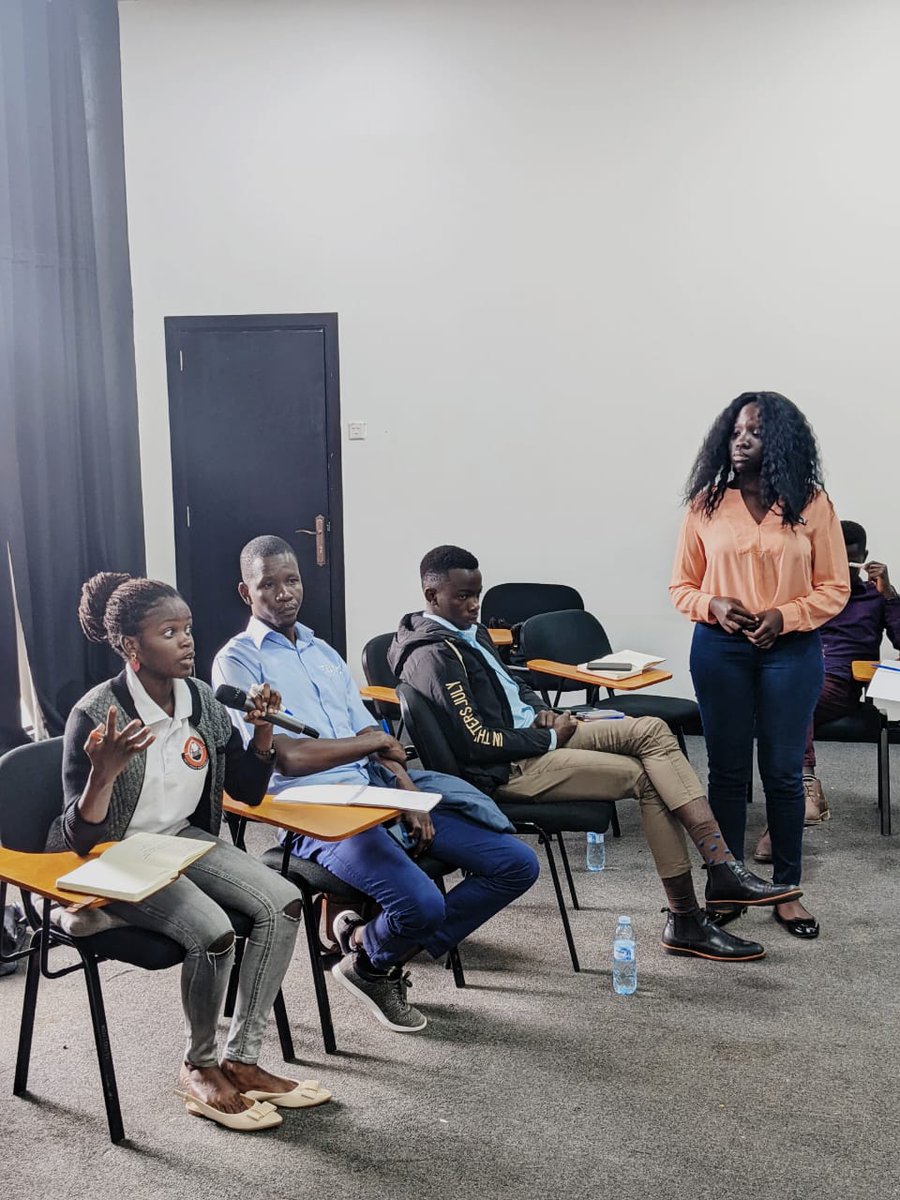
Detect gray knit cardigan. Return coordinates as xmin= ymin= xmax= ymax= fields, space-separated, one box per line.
xmin=47 ymin=672 xmax=271 ymax=855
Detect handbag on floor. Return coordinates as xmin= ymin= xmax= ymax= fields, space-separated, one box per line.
xmin=0 ymin=902 xmax=27 ymax=977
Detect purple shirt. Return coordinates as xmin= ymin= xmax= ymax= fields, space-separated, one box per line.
xmin=821 ymin=577 xmax=900 ymax=677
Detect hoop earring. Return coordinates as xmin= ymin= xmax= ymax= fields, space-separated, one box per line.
xmin=130 ymin=655 xmax=141 ymax=673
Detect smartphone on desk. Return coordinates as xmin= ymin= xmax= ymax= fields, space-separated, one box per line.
xmin=586 ymin=661 xmax=632 ymax=673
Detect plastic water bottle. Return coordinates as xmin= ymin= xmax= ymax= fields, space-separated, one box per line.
xmin=585 ymin=831 xmax=606 ymax=872
xmin=612 ymin=915 xmax=637 ymax=995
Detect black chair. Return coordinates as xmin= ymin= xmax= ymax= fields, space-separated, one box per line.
xmin=396 ymin=682 xmax=615 ymax=973
xmin=361 ymin=632 xmax=403 ymax=733
xmin=225 ymin=819 xmax=466 ymax=1055
xmin=481 ymin=582 xmax=585 ymax=666
xmin=480 ymin=582 xmax=585 ymax=628
xmin=519 ymin=609 xmax=702 ymax=753
xmin=815 ymin=705 xmax=896 ymax=835
xmin=0 ymin=738 xmax=294 ymax=1144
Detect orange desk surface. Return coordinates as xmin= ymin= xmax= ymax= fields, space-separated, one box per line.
xmin=525 ymin=659 xmax=673 ymax=692
xmin=224 ymin=793 xmax=398 ymax=841
xmin=359 ymin=684 xmax=399 ymax=706
xmin=852 ymin=660 xmax=878 ymax=684
xmin=0 ymin=844 xmax=114 ymax=908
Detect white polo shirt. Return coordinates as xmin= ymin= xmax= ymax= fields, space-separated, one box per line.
xmin=124 ymin=666 xmax=208 ymax=837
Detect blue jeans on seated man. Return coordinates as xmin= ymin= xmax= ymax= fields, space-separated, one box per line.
xmin=293 ymin=765 xmax=540 ymax=970
xmin=690 ymin=623 xmax=824 ymax=888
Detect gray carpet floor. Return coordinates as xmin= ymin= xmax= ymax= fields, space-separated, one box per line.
xmin=1 ymin=737 xmax=898 ymax=1200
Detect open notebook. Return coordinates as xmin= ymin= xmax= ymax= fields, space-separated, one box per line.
xmin=274 ymin=783 xmax=440 ymax=814
xmin=577 ymin=650 xmax=665 ymax=682
xmin=56 ymin=832 xmax=213 ymax=903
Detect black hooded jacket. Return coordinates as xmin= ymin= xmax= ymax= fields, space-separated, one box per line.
xmin=389 ymin=613 xmax=553 ymax=795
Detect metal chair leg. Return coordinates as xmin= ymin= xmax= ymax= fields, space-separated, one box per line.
xmin=298 ymin=882 xmax=337 ymax=1054
xmin=879 ymin=717 xmax=892 ymax=836
xmin=13 ymin=929 xmax=42 ymax=1096
xmin=81 ymin=955 xmax=125 ymax=1144
xmin=536 ymin=828 xmax=580 ymax=972
xmin=272 ymin=989 xmax=295 ymax=1061
xmin=445 ymin=945 xmax=466 ymax=988
xmin=556 ymin=833 xmax=579 ymax=910
xmin=223 ymin=937 xmax=244 ymax=1019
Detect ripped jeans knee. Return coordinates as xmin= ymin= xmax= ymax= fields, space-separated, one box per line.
xmin=282 ymin=898 xmax=303 ymax=922
xmin=205 ymin=930 xmax=235 ymax=965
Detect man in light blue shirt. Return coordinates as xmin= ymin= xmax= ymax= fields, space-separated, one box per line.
xmin=212 ymin=535 xmax=538 ymax=1036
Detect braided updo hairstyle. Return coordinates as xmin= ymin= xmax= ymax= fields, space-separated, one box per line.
xmin=78 ymin=572 xmax=181 ymax=659
xmin=684 ymin=391 xmax=825 ymax=528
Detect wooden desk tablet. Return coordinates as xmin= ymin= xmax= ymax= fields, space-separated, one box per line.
xmin=224 ymin=793 xmax=399 ymax=841
xmin=487 ymin=627 xmax=513 ymax=646
xmin=0 ymin=845 xmax=112 ymax=908
xmin=525 ymin=658 xmax=673 ymax=692
xmin=359 ymin=684 xmax=399 ymax=706
xmin=852 ymin=660 xmax=879 ymax=684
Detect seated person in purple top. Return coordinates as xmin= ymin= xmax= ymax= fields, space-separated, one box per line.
xmin=212 ymin=536 xmax=539 ymax=1037
xmin=755 ymin=521 xmax=900 ymax=862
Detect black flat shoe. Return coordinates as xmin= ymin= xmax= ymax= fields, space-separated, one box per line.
xmin=705 ymin=860 xmax=802 ymax=907
xmin=661 ymin=909 xmax=765 ymax=961
xmin=773 ymin=908 xmax=820 ymax=939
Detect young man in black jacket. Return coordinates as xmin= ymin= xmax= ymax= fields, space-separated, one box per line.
xmin=389 ymin=545 xmax=799 ymax=962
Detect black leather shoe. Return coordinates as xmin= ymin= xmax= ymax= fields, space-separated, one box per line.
xmin=705 ymin=860 xmax=802 ymax=907
xmin=661 ymin=909 xmax=765 ymax=960
xmin=706 ymin=903 xmax=747 ymax=929
xmin=773 ymin=908 xmax=820 ymax=939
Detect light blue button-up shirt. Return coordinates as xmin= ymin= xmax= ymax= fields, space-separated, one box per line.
xmin=211 ymin=616 xmax=375 ymax=794
xmin=427 ymin=614 xmax=556 ymax=750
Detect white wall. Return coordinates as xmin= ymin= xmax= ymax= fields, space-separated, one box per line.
xmin=118 ymin=0 xmax=900 ymax=688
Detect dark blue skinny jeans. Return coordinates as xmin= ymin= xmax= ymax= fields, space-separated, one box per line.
xmin=690 ymin=623 xmax=824 ymax=886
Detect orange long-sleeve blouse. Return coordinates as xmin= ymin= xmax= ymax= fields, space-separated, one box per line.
xmin=670 ymin=489 xmax=850 ymax=634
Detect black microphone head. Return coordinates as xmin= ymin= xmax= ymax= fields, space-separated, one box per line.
xmin=214 ymin=684 xmax=249 ymax=709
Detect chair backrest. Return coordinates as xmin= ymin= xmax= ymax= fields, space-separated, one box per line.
xmin=518 ymin=609 xmax=613 ymax=697
xmin=396 ymin=683 xmax=462 ymax=777
xmin=0 ymin=738 xmax=65 ymax=852
xmin=480 ymin=582 xmax=584 ymax=628
xmin=361 ymin=633 xmax=401 ymax=718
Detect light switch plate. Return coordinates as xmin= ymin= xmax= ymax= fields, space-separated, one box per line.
xmin=347 ymin=421 xmax=367 ymax=440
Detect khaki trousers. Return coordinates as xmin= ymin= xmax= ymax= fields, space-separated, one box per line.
xmin=495 ymin=716 xmax=705 ymax=879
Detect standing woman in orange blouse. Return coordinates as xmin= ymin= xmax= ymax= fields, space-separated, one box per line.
xmin=671 ymin=393 xmax=849 ymax=939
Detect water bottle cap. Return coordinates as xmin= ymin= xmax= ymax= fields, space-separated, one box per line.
xmin=618 ymin=915 xmax=631 ymax=924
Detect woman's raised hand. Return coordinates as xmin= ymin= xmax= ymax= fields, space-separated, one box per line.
xmin=83 ymin=705 xmax=155 ymax=784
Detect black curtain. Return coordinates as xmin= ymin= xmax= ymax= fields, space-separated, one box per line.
xmin=0 ymin=0 xmax=145 ymax=741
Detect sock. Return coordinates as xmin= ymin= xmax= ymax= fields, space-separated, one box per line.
xmin=353 ymin=945 xmax=390 ymax=979
xmin=674 ymin=798 xmax=735 ymax=866
xmin=661 ymin=871 xmax=699 ymax=914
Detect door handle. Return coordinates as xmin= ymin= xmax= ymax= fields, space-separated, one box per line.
xmin=296 ymin=514 xmax=327 ymax=567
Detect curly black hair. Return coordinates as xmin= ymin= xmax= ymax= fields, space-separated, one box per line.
xmin=684 ymin=392 xmax=825 ymax=527
xmin=78 ymin=572 xmax=181 ymax=658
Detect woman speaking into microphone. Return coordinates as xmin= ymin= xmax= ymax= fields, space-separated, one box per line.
xmin=48 ymin=571 xmax=331 ymax=1131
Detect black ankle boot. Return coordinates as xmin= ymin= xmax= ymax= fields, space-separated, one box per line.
xmin=705 ymin=861 xmax=802 ymax=907
xmin=661 ymin=909 xmax=765 ymax=960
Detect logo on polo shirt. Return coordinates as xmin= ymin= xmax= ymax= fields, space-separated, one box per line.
xmin=181 ymin=736 xmax=208 ymax=770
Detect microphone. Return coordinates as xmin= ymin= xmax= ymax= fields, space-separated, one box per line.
xmin=214 ymin=684 xmax=321 ymax=739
